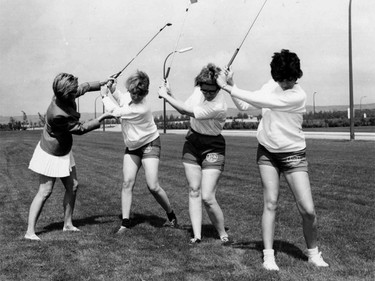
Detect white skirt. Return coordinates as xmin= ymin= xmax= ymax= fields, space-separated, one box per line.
xmin=28 ymin=142 xmax=75 ymax=178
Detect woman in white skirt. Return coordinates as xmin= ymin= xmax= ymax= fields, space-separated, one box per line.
xmin=25 ymin=73 xmax=113 ymax=241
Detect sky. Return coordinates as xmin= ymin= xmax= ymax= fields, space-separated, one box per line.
xmin=0 ymin=0 xmax=374 ymax=117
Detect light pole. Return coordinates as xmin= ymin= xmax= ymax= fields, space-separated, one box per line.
xmin=313 ymin=92 xmax=317 ymax=115
xmin=162 ymin=47 xmax=193 ymax=134
xmin=360 ymin=95 xmax=366 ymax=113
xmin=94 ymin=94 xmax=106 ymax=131
xmin=348 ymin=0 xmax=354 ymax=140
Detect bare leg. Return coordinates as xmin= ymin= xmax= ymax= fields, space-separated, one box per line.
xmin=284 ymin=171 xmax=317 ymax=249
xmin=201 ymin=169 xmax=227 ymax=238
xmin=184 ymin=163 xmax=202 ymax=240
xmin=25 ymin=175 xmax=56 ymax=240
xmin=121 ymin=154 xmax=141 ymax=219
xmin=259 ymin=165 xmax=280 ymax=250
xmin=142 ymin=157 xmax=172 ymax=213
xmin=61 ymin=166 xmax=80 ymax=231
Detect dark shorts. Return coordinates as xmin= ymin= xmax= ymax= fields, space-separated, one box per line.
xmin=256 ymin=144 xmax=308 ymax=174
xmin=182 ymin=128 xmax=225 ymax=171
xmin=125 ymin=137 xmax=161 ymax=159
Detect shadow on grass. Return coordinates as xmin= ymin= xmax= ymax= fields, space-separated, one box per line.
xmin=229 ymin=239 xmax=308 ymax=261
xmin=178 ymin=224 xmax=228 ymax=239
xmin=127 ymin=212 xmax=168 ymax=228
xmin=38 ymin=214 xmax=117 ymax=234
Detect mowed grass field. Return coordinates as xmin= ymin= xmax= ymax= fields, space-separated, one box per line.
xmin=0 ymin=130 xmax=374 ymax=281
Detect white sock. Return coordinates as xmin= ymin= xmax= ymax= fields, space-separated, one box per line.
xmin=307 ymin=247 xmax=319 ymax=257
xmin=263 ymin=249 xmax=275 ymax=260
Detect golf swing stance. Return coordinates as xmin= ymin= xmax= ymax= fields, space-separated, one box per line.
xmin=101 ymin=71 xmax=177 ymax=233
xmin=158 ymin=63 xmax=230 ymax=245
xmin=217 ymin=49 xmax=329 ymax=270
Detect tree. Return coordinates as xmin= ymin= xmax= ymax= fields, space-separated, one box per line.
xmin=38 ymin=112 xmax=46 ymax=126
xmin=21 ymin=111 xmax=29 ymax=130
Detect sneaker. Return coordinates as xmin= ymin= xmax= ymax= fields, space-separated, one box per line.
xmin=220 ymin=235 xmax=233 ymax=245
xmin=116 ymin=226 xmax=128 ymax=234
xmin=163 ymin=218 xmax=178 ymax=228
xmin=308 ymin=252 xmax=329 ymax=267
xmin=189 ymin=238 xmax=201 ymax=245
xmin=262 ymin=258 xmax=280 ymax=271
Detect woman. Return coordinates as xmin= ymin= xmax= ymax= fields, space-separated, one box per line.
xmin=158 ymin=63 xmax=229 ymax=244
xmin=25 ymin=73 xmax=114 ymax=241
xmin=217 ymin=49 xmax=329 ymax=270
xmin=101 ymin=70 xmax=177 ymax=233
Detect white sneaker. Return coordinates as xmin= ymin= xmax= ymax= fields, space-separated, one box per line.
xmin=116 ymin=226 xmax=128 ymax=234
xmin=263 ymin=258 xmax=280 ymax=271
xmin=308 ymin=252 xmax=329 ymax=267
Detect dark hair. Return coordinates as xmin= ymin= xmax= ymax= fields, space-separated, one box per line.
xmin=52 ymin=73 xmax=78 ymax=101
xmin=194 ymin=63 xmax=221 ymax=87
xmin=126 ymin=70 xmax=149 ymax=96
xmin=270 ymin=49 xmax=303 ymax=82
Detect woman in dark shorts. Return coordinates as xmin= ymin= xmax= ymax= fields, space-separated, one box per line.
xmin=217 ymin=49 xmax=329 ymax=270
xmin=158 ymin=63 xmax=230 ymax=244
xmin=101 ymin=71 xmax=177 ymax=234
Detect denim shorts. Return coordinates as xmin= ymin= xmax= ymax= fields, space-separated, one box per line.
xmin=256 ymin=144 xmax=308 ymax=173
xmin=125 ymin=137 xmax=161 ymax=159
xmin=182 ymin=128 xmax=225 ymax=171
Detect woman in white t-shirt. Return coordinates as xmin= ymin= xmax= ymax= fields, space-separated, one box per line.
xmin=217 ymin=49 xmax=328 ymax=270
xmin=158 ymin=63 xmax=230 ymax=245
xmin=101 ymin=71 xmax=177 ymax=233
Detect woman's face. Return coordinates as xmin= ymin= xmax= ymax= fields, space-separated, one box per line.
xmin=200 ymin=83 xmax=219 ymax=101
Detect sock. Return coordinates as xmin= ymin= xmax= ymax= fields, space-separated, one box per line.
xmin=167 ymin=210 xmax=176 ymax=221
xmin=263 ymin=249 xmax=275 ymax=260
xmin=121 ymin=218 xmax=131 ymax=228
xmin=307 ymin=247 xmax=319 ymax=257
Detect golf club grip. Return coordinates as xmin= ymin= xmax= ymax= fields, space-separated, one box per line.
xmin=159 ymin=67 xmax=171 ymax=99
xmin=111 ymin=72 xmax=121 ymax=79
xmin=227 ymin=49 xmax=240 ymax=69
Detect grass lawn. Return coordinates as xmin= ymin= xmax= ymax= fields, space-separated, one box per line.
xmin=0 ymin=130 xmax=374 ymax=281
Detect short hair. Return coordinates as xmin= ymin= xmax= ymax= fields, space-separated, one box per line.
xmin=194 ymin=63 xmax=221 ymax=87
xmin=52 ymin=73 xmax=78 ymax=101
xmin=270 ymin=49 xmax=303 ymax=82
xmin=125 ymin=70 xmax=149 ymax=96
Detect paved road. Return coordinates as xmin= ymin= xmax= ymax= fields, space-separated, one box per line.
xmin=103 ymin=126 xmax=375 ymax=141
xmin=162 ymin=129 xmax=375 ymax=141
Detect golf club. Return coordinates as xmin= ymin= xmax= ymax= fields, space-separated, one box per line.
xmin=227 ymin=0 xmax=268 ymax=68
xmin=111 ymin=23 xmax=172 ymax=79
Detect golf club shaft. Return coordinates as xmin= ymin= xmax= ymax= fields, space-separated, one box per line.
xmin=112 ymin=23 xmax=172 ymax=78
xmin=227 ymin=0 xmax=268 ymax=68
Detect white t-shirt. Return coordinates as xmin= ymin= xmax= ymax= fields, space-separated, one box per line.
xmin=185 ymin=87 xmax=227 ymax=136
xmin=102 ymin=90 xmax=159 ymax=150
xmin=231 ymin=80 xmax=306 ymax=152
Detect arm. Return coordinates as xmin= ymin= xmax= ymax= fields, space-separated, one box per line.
xmin=76 ymin=78 xmax=115 ymax=98
xmin=100 ymin=84 xmax=137 ymax=118
xmin=230 ymin=84 xmax=305 ymax=111
xmin=53 ymin=112 xmax=113 ymax=135
xmin=217 ymin=69 xmax=304 ymax=112
xmin=158 ymin=82 xmax=195 ymax=117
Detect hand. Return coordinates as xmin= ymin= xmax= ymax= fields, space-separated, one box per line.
xmin=100 ymin=77 xmax=115 ymax=86
xmin=158 ymin=80 xmax=172 ymax=99
xmin=98 ymin=112 xmax=115 ymax=122
xmin=216 ymin=71 xmax=228 ymax=89
xmin=225 ymin=66 xmax=234 ymax=86
xmin=107 ymin=79 xmax=117 ymax=94
xmin=100 ymin=85 xmax=109 ymax=98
